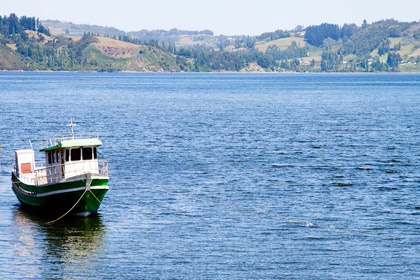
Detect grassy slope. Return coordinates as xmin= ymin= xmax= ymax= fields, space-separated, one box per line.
xmin=367 ymin=36 xmax=420 ymax=71
xmin=255 ymin=36 xmax=306 ymax=51
xmin=176 ymin=35 xmax=216 ymax=48
xmin=0 ymin=44 xmax=28 ymax=70
xmin=83 ymin=36 xmax=193 ymax=72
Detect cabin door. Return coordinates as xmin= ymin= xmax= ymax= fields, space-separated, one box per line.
xmin=61 ymin=150 xmax=65 ymax=178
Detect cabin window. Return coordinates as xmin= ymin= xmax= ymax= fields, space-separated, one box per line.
xmin=56 ymin=151 xmax=60 ymax=163
xmin=93 ymin=147 xmax=97 ymax=159
xmin=83 ymin=147 xmax=93 ymax=160
xmin=65 ymin=149 xmax=69 ymax=162
xmin=52 ymin=151 xmax=55 ymax=163
xmin=71 ymin=148 xmax=81 ymax=161
xmin=48 ymin=152 xmax=52 ymax=164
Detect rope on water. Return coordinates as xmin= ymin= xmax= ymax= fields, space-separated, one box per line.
xmin=136 ymin=183 xmax=399 ymax=240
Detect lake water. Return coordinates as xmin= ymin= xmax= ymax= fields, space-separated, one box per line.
xmin=0 ymin=72 xmax=419 ymax=279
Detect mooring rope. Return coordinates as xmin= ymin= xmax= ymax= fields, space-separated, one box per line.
xmin=45 ymin=174 xmax=92 ymax=225
xmin=89 ymin=189 xmax=104 ymax=206
xmin=134 ymin=183 xmax=399 ymax=240
xmin=44 ymin=188 xmax=88 ymax=224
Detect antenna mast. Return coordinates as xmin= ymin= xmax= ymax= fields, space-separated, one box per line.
xmin=66 ymin=118 xmax=78 ymax=140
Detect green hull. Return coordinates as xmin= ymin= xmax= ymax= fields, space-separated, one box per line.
xmin=12 ymin=172 xmax=108 ymax=216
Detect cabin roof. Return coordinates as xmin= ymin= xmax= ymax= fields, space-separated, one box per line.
xmin=40 ymin=138 xmax=102 ymax=152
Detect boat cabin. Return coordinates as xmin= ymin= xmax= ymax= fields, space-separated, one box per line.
xmin=14 ymin=137 xmax=104 ymax=185
xmin=39 ymin=138 xmax=102 ymax=184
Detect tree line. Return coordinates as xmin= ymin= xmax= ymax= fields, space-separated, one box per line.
xmin=0 ymin=13 xmax=50 ymax=39
xmin=304 ymin=23 xmax=358 ymax=47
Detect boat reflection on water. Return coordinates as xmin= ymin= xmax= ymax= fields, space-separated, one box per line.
xmin=12 ymin=207 xmax=107 ymax=279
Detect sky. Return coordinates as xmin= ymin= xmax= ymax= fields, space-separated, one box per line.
xmin=1 ymin=0 xmax=420 ymax=35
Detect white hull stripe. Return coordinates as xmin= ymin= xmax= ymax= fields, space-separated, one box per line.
xmin=36 ymin=186 xmax=109 ymax=197
xmin=13 ymin=183 xmax=108 ymax=197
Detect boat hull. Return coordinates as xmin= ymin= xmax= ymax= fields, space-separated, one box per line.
xmin=12 ymin=172 xmax=108 ymax=216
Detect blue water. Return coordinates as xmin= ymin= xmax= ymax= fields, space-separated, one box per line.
xmin=0 ymin=72 xmax=419 ymax=279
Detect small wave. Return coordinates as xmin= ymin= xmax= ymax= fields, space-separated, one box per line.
xmin=356 ymin=167 xmax=373 ymax=171
xmin=377 ymin=186 xmax=398 ymax=191
xmin=306 ymin=236 xmax=325 ymax=240
xmin=332 ymin=182 xmax=353 ymax=187
xmin=393 ymin=221 xmax=412 ymax=225
xmin=310 ymin=145 xmax=325 ymax=149
xmin=272 ymin=163 xmax=295 ymax=168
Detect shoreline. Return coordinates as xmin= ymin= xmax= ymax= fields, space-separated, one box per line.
xmin=1 ymin=69 xmax=420 ymax=74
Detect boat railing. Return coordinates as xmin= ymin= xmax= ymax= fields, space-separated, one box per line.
xmin=35 ymin=160 xmax=46 ymax=168
xmin=12 ymin=163 xmax=17 ymax=177
xmin=15 ymin=160 xmax=108 ymax=186
xmin=42 ymin=133 xmax=99 ymax=148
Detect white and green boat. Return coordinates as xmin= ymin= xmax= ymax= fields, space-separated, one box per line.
xmin=11 ymin=122 xmax=109 ymax=217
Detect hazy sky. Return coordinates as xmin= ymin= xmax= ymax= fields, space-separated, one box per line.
xmin=2 ymin=0 xmax=420 ymax=35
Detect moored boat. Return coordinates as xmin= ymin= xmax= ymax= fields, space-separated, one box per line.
xmin=11 ymin=120 xmax=109 ymax=217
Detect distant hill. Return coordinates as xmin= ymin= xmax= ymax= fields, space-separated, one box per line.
xmin=1 ymin=14 xmax=420 ymax=72
xmin=42 ymin=20 xmax=125 ymax=37
xmin=0 ymin=15 xmax=194 ymax=71
xmin=42 ymin=20 xmax=222 ymax=49
xmin=1 ymin=32 xmax=193 ymax=71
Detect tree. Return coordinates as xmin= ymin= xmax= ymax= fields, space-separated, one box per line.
xmin=37 ymin=24 xmax=51 ymax=36
xmin=257 ymin=29 xmax=290 ymax=41
xmin=387 ymin=52 xmax=402 ymax=70
xmin=8 ymin=13 xmax=22 ymax=35
xmin=305 ymin=23 xmax=340 ymax=47
xmin=218 ymin=35 xmax=229 ymax=51
xmin=371 ymin=56 xmax=385 ymax=71
xmin=245 ymin=36 xmax=255 ymax=49
xmin=19 ymin=30 xmax=28 ymax=41
xmin=321 ymin=50 xmax=341 ymax=71
xmin=234 ymin=39 xmax=242 ymax=49
xmin=294 ymin=25 xmax=304 ymax=33
xmin=389 ymin=27 xmax=401 ymax=38
xmin=340 ymin=23 xmax=359 ymax=41
xmin=362 ymin=19 xmax=368 ymax=29
xmin=393 ymin=42 xmax=401 ymax=51
xmin=378 ymin=40 xmax=390 ymax=56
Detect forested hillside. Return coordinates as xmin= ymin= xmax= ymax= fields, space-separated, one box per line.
xmin=2 ymin=14 xmax=420 ymax=72
xmin=0 ymin=14 xmax=193 ymax=71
